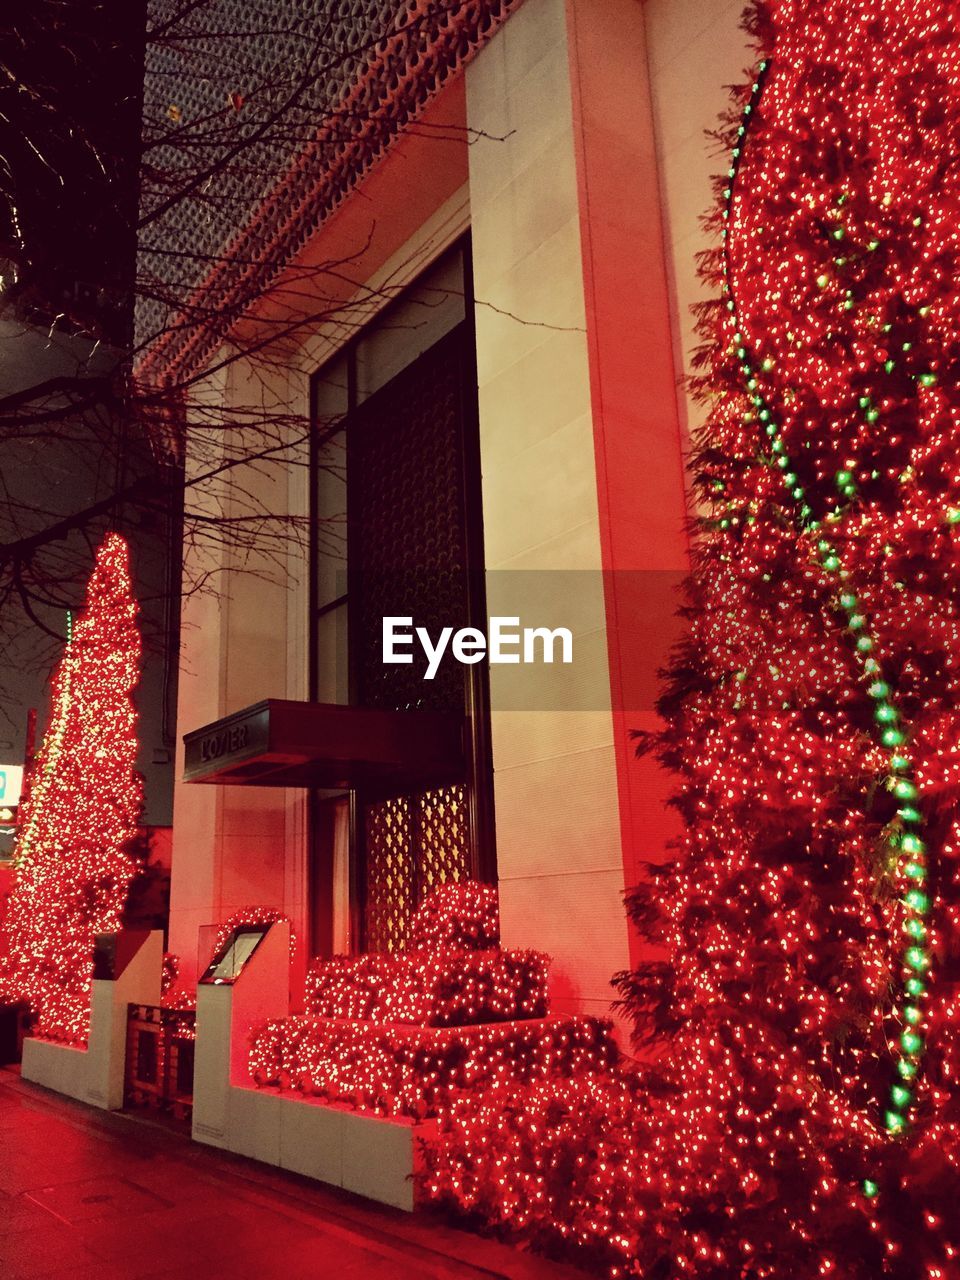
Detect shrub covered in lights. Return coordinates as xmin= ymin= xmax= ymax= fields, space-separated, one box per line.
xmin=250 ymin=882 xmax=615 ymax=1119
xmin=423 ymin=1071 xmax=647 ymax=1276
xmin=306 ymin=948 xmax=549 ymax=1026
xmin=0 ymin=535 xmax=142 ymax=1046
xmin=407 ymin=881 xmax=500 ymax=951
xmin=250 ymin=1013 xmax=616 ymax=1121
xmin=302 ymin=884 xmax=546 ymax=1026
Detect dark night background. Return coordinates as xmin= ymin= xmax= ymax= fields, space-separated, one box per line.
xmin=0 ymin=0 xmax=144 ymax=340
xmin=0 ymin=0 xmax=175 ymax=830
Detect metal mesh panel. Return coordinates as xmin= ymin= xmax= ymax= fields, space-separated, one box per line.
xmin=140 ymin=0 xmax=396 ymax=348
xmin=352 ymin=324 xmax=475 ymax=951
xmin=417 ymin=784 xmax=469 ymax=897
xmin=364 ymin=795 xmax=414 ymax=953
xmin=364 ymin=784 xmax=469 ymax=952
xmin=138 ymin=0 xmax=518 ymax=371
xmin=349 ymin=325 xmax=469 ymax=714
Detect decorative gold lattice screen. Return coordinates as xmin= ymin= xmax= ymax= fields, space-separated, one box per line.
xmin=364 ymin=786 xmax=469 ymax=954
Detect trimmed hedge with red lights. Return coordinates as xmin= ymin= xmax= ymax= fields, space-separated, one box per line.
xmin=407 ymin=882 xmax=500 ymax=951
xmin=249 ymin=1013 xmax=617 ymax=1120
xmin=420 ymin=1069 xmax=645 ymax=1276
xmin=305 ymin=948 xmax=549 ymax=1026
xmin=249 ymin=881 xmax=615 ymax=1120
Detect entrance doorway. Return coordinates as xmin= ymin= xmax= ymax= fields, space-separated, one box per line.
xmin=310 ymin=241 xmax=495 ymax=953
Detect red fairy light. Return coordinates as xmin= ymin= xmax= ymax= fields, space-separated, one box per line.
xmin=419 ymin=2 xmax=960 ymax=1273
xmin=248 ymin=884 xmax=598 ymax=1120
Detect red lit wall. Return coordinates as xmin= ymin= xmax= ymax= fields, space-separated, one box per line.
xmin=565 ymin=0 xmax=691 ymax=963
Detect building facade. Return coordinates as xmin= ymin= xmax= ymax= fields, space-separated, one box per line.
xmin=146 ymin=0 xmax=749 ymax=1025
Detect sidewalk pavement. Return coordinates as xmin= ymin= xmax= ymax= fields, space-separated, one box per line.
xmin=0 ymin=1067 xmax=588 ymax=1280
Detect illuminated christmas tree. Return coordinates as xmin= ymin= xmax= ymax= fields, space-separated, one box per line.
xmin=0 ymin=534 xmax=142 ymax=1045
xmin=613 ymin=1 xmax=960 ymax=1274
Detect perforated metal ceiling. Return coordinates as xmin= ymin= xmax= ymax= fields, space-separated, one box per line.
xmin=137 ymin=1 xmax=515 ymax=376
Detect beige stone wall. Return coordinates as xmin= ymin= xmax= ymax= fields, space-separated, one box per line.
xmin=643 ymin=0 xmax=751 ymax=437
xmin=168 ymin=355 xmax=309 ymax=987
xmin=465 ymin=0 xmax=748 ymax=1022
xmin=466 ymin=0 xmax=631 ymax=1022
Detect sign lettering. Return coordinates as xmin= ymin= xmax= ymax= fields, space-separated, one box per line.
xmin=199 ymin=723 xmax=249 ymax=763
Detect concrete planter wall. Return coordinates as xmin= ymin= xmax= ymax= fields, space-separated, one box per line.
xmin=190 ymin=921 xmax=421 ymax=1211
xmin=21 ymin=930 xmax=164 ymax=1110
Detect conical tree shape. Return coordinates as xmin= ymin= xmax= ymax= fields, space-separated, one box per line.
xmin=615 ymin=1 xmax=960 ymax=1274
xmin=0 ymin=534 xmax=142 ymax=1045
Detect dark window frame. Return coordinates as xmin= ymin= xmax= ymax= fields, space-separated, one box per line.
xmin=307 ymin=235 xmax=496 ymax=956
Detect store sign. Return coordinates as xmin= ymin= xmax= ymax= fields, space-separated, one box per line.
xmin=199 ymin=723 xmax=249 ymax=763
xmin=183 ymin=703 xmax=271 ymax=783
xmin=183 ymin=698 xmax=464 ymax=790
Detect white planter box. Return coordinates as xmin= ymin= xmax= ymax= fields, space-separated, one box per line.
xmin=21 ymin=931 xmax=164 ymax=1110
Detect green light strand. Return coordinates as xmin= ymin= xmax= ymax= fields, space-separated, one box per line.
xmin=720 ymin=60 xmax=931 ymax=1146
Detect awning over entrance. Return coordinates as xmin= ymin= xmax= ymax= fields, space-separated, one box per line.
xmin=182 ymin=700 xmax=465 ymax=791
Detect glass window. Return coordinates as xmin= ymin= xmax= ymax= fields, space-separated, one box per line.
xmin=354 ymin=251 xmax=466 ymax=404
xmin=310 ymin=245 xmax=467 ymax=707
xmin=307 ymin=239 xmax=494 ymax=959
